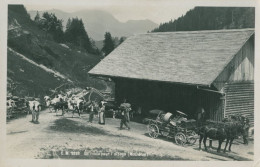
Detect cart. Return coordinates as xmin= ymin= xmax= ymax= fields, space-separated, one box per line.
xmin=147 ymin=110 xmax=197 ymax=146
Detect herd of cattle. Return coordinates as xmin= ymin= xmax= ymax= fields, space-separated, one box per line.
xmin=43 ymin=93 xmax=88 ymax=117
xmin=6 ymin=88 xmax=118 ymax=122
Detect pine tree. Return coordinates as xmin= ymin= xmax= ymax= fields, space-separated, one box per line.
xmin=34 ymin=11 xmax=40 ymax=22
xmin=64 ymin=18 xmax=94 ymax=53
xmin=151 ymin=7 xmax=254 ymax=32
xmin=66 ymin=18 xmax=71 ymax=31
xmin=102 ymin=32 xmax=115 ymax=56
xmin=36 ymin=12 xmax=64 ymax=42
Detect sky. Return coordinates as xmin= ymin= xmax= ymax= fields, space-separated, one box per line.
xmin=24 ymin=0 xmax=196 ymax=24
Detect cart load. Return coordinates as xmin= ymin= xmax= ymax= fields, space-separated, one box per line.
xmin=147 ymin=109 xmax=197 ymax=146
xmin=120 ymin=103 xmax=131 ymax=111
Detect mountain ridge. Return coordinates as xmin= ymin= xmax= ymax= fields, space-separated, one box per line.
xmin=28 ymin=9 xmax=158 ymax=40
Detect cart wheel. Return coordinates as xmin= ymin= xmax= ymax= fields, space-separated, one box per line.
xmin=175 ymin=132 xmax=186 ymax=146
xmin=148 ymin=124 xmax=160 ymax=139
xmin=187 ymin=131 xmax=197 ymax=145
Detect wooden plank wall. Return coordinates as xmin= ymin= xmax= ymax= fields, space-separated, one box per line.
xmin=224 ymin=82 xmax=254 ymax=126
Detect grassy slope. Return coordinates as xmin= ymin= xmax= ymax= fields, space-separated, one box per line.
xmin=8 ymin=5 xmax=106 ymax=97
xmin=8 ymin=49 xmax=67 ymax=97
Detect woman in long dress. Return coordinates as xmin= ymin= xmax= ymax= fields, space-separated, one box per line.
xmin=98 ymin=103 xmax=105 ymax=125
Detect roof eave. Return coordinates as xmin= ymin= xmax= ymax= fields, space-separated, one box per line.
xmin=88 ymin=72 xmax=211 ymax=88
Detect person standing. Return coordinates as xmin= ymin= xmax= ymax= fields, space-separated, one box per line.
xmin=98 ymin=102 xmax=106 ymax=125
xmin=88 ymin=101 xmax=95 ymax=123
xmin=120 ymin=102 xmax=131 ymax=130
xmin=196 ymin=101 xmax=211 ymax=147
xmin=196 ymin=103 xmax=206 ymax=127
xmin=242 ymin=116 xmax=250 ymax=145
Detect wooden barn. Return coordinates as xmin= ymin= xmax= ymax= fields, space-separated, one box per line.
xmin=89 ymin=29 xmax=255 ymax=126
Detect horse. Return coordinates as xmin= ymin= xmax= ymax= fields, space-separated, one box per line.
xmin=198 ymin=115 xmax=246 ymax=153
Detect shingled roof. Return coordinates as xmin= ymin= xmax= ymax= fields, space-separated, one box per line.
xmin=89 ymin=29 xmax=254 ymax=86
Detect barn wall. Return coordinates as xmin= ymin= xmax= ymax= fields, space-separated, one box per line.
xmin=213 ymin=36 xmax=254 ymax=90
xmin=114 ymin=78 xmax=224 ymax=121
xmin=212 ymin=36 xmax=254 ymax=127
xmin=224 ymin=82 xmax=254 ymax=126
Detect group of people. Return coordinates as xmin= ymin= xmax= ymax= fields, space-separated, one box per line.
xmin=88 ymin=99 xmax=132 ymax=130
xmin=88 ymin=100 xmax=106 ymax=124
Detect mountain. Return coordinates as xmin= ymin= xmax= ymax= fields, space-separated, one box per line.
xmin=152 ymin=7 xmax=254 ymax=32
xmin=28 ymin=9 xmax=158 ymax=40
xmin=8 ymin=5 xmax=104 ymax=97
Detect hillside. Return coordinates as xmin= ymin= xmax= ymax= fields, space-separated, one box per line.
xmin=28 ymin=9 xmax=158 ymax=40
xmin=7 ymin=48 xmax=70 ymax=97
xmin=8 ymin=5 xmax=105 ymax=97
xmin=152 ymin=7 xmax=254 ymax=32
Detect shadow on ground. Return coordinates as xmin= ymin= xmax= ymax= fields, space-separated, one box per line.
xmin=49 ymin=118 xmax=136 ymax=140
xmin=49 ymin=118 xmax=110 ymax=135
xmin=7 ymin=130 xmax=28 ymax=135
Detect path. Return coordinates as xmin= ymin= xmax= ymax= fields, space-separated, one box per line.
xmin=6 ymin=109 xmax=253 ymax=160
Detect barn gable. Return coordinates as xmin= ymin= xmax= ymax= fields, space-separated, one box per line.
xmin=213 ymin=35 xmax=254 ymax=90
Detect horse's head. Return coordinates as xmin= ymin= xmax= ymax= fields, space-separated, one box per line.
xmin=228 ymin=114 xmax=250 ymax=136
xmin=240 ymin=115 xmax=250 ymax=131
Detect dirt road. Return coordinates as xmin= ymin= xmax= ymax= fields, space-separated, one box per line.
xmin=6 ymin=109 xmax=253 ymax=160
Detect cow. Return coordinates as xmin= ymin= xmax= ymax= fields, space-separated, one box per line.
xmin=7 ymin=99 xmax=16 ymax=118
xmin=7 ymin=99 xmax=16 ymax=109
xmin=26 ymin=100 xmax=41 ymax=123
